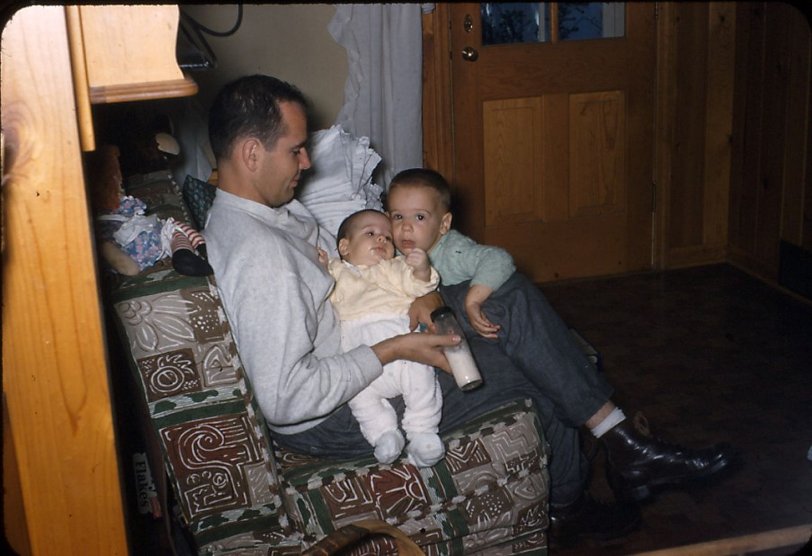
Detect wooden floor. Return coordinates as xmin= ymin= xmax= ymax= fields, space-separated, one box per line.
xmin=541 ymin=264 xmax=812 ymax=556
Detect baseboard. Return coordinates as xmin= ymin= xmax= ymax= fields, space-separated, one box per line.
xmin=631 ymin=523 xmax=812 ymax=556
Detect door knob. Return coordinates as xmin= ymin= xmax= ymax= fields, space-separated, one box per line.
xmin=461 ymin=46 xmax=479 ymax=62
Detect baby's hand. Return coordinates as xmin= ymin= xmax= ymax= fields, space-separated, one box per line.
xmin=464 ymin=285 xmax=500 ymax=338
xmin=404 ymin=247 xmax=429 ymax=273
xmin=317 ymin=247 xmax=329 ymax=269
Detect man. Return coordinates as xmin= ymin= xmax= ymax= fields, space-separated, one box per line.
xmin=204 ymin=74 xmax=735 ymax=545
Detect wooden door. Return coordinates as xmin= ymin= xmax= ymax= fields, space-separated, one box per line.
xmin=449 ymin=3 xmax=656 ymax=282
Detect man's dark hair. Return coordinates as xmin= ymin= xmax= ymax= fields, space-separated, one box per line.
xmin=387 ymin=168 xmax=452 ymax=212
xmin=208 ymin=74 xmax=308 ymax=161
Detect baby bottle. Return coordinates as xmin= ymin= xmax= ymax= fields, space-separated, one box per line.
xmin=431 ymin=306 xmax=483 ymax=391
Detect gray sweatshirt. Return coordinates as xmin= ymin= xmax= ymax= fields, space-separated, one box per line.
xmin=204 ymin=190 xmax=382 ymax=435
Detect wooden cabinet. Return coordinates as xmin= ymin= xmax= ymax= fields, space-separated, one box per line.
xmin=1 ymin=6 xmax=196 ymax=554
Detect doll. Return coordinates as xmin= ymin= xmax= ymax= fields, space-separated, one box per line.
xmin=86 ymin=144 xmax=212 ymax=277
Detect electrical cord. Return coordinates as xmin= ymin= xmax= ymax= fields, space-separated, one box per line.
xmin=180 ymin=4 xmax=243 ymax=38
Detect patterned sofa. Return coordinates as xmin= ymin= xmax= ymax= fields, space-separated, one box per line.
xmin=105 ymin=170 xmax=550 ymax=555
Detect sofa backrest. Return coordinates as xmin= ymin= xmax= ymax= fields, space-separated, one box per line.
xmin=107 ymin=170 xmax=301 ymax=553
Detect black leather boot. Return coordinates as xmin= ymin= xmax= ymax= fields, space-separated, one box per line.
xmin=549 ymin=492 xmax=641 ymax=546
xmin=601 ymin=414 xmax=736 ymax=502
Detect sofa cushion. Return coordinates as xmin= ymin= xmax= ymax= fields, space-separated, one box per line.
xmin=108 ymin=169 xmax=550 ymax=555
xmin=182 ymin=174 xmax=217 ymax=230
xmin=278 ymin=398 xmax=549 ymax=555
xmin=110 ymin=271 xmax=300 ymax=553
xmin=125 ymin=169 xmax=194 ymax=227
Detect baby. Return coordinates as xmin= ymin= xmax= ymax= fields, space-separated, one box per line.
xmin=327 ymin=209 xmax=445 ymax=467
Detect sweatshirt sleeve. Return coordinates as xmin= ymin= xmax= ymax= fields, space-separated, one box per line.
xmin=208 ymin=216 xmax=382 ymax=429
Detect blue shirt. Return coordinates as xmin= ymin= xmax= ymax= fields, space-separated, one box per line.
xmin=428 ymin=229 xmax=515 ymax=291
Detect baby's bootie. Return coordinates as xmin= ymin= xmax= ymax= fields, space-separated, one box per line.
xmin=373 ymin=430 xmax=405 ymax=465
xmin=406 ymin=432 xmax=445 ymax=468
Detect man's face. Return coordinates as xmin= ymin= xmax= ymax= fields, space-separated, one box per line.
xmin=388 ymin=185 xmax=451 ymax=254
xmin=338 ymin=211 xmax=395 ymax=266
xmin=253 ymin=101 xmax=311 ymax=207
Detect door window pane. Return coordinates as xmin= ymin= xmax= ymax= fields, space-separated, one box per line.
xmin=481 ymin=3 xmax=544 ymax=45
xmin=558 ymin=3 xmax=625 ymax=41
xmin=481 ymin=2 xmax=624 ymax=45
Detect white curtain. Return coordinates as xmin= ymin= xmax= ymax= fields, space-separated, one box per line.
xmin=328 ymin=4 xmax=428 ymax=188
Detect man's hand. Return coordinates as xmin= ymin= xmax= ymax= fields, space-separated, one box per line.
xmin=408 ymin=291 xmax=445 ymax=332
xmin=464 ymin=284 xmax=500 ymax=338
xmin=371 ymin=331 xmax=460 ymax=373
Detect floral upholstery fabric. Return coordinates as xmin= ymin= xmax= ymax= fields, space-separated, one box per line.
xmin=107 ymin=172 xmax=550 ymax=554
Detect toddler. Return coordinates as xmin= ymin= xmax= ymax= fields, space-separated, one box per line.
xmin=386 ymin=168 xmax=515 ymax=338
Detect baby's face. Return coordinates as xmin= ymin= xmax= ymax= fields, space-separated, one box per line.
xmin=338 ymin=211 xmax=395 ymax=266
xmin=388 ymin=185 xmax=451 ymax=254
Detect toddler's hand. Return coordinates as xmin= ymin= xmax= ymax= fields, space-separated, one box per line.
xmin=464 ymin=284 xmax=500 ymax=338
xmin=465 ymin=302 xmax=500 ymax=338
xmin=405 ymin=248 xmax=429 ymax=273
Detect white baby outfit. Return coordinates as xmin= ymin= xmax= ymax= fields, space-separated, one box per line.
xmin=328 ymin=256 xmax=444 ymax=466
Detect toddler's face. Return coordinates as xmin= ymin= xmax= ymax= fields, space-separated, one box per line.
xmin=338 ymin=211 xmax=395 ymax=266
xmin=388 ymin=185 xmax=451 ymax=254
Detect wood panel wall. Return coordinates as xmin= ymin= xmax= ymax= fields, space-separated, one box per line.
xmin=729 ymin=2 xmax=811 ymax=280
xmin=424 ymin=2 xmax=811 ymax=286
xmin=421 ymin=4 xmax=454 ymax=182
xmin=655 ymin=2 xmax=737 ymax=269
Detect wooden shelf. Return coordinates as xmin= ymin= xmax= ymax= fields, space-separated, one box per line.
xmin=89 ymin=75 xmax=198 ymax=104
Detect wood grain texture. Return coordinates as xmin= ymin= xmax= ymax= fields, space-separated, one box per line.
xmin=80 ymin=5 xmax=183 ymax=87
xmin=545 ymin=264 xmax=812 ymax=555
xmin=702 ymin=3 xmax=736 ymax=249
xmin=3 ymin=395 xmax=31 ymax=555
xmin=1 ymin=6 xmax=127 ymax=554
xmin=448 ymin=3 xmax=654 ymax=282
xmin=728 ymin=2 xmax=812 ymax=279
xmin=632 ymin=524 xmax=812 ymax=555
xmin=421 ymin=5 xmax=455 ymax=181
xmin=78 ymin=5 xmax=197 ymax=104
xmin=65 ymin=5 xmax=96 ymax=151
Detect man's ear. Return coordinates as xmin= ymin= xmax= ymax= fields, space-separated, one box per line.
xmin=440 ymin=212 xmax=453 ymax=235
xmin=239 ymin=138 xmax=261 ymax=171
xmin=337 ymin=237 xmax=350 ymax=258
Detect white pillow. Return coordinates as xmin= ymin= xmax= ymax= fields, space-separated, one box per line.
xmin=297 ymin=125 xmax=384 ymax=237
